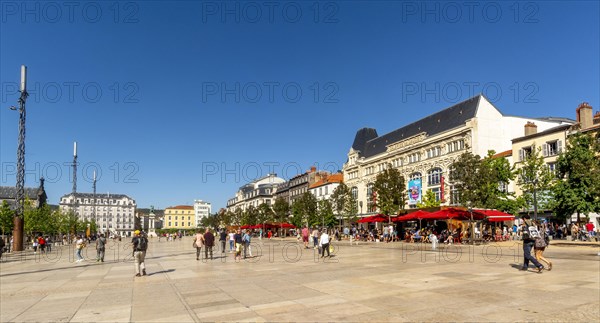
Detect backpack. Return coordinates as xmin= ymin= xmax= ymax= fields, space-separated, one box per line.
xmin=136 ymin=237 xmax=148 ymax=251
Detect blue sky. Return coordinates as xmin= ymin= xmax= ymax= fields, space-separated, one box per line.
xmin=1 ymin=1 xmax=598 ymax=211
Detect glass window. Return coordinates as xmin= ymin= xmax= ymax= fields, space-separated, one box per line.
xmin=427 ymin=168 xmax=442 ymax=185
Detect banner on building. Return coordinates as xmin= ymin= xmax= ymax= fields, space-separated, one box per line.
xmin=408 ymin=179 xmax=422 ymax=205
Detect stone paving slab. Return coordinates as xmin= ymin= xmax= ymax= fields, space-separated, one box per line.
xmin=1 ymin=238 xmax=598 ymax=322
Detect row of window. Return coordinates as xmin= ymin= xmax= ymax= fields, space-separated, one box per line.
xmin=167 ymin=216 xmax=194 ymax=220
xmin=518 ymin=140 xmax=563 ymax=161
xmin=167 ymin=222 xmax=193 ymax=227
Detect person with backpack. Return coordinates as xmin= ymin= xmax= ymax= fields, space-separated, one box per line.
xmin=520 ymin=215 xmax=544 ymax=273
xmin=132 ymin=230 xmax=148 ymax=277
xmin=96 ymin=233 xmax=107 ymax=262
xmin=534 ymin=222 xmax=552 ymax=271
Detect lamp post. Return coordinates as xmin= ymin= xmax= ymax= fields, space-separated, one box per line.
xmin=11 ymin=65 xmax=28 ymax=252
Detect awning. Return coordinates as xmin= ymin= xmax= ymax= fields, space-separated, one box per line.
xmin=357 ymin=215 xmax=388 ymax=223
xmin=392 ymin=210 xmax=431 ymax=222
xmin=422 ymin=208 xmax=485 ymax=221
xmin=475 ymin=209 xmax=515 ymax=222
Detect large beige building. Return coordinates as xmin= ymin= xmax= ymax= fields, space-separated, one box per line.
xmin=163 ymin=205 xmax=195 ymax=229
xmin=343 ymin=94 xmax=570 ymax=216
xmin=59 ymin=193 xmax=137 ymax=237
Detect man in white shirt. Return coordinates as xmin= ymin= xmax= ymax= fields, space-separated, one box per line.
xmin=319 ymin=229 xmax=330 ymax=258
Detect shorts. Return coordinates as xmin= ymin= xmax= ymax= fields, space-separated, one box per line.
xmin=302 ymin=236 xmax=308 ymax=242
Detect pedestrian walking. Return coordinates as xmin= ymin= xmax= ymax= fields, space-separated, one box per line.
xmin=312 ymin=228 xmax=319 ymax=249
xmin=534 ymin=222 xmax=552 ymax=271
xmin=219 ymin=228 xmax=227 ymax=254
xmin=96 ymin=233 xmax=107 ymax=262
xmin=32 ymin=238 xmax=38 ymax=254
xmin=520 ymin=215 xmax=544 ymax=273
xmin=0 ymin=236 xmax=5 ymax=261
xmin=228 ymin=231 xmax=235 ymax=253
xmin=46 ymin=236 xmax=52 ymax=253
xmin=204 ymin=228 xmax=215 ymax=260
xmin=243 ymin=230 xmax=251 ymax=259
xmin=132 ymin=230 xmax=148 ymax=277
xmin=75 ymin=235 xmax=85 ymax=263
xmin=193 ymin=229 xmax=204 ymax=261
xmin=302 ymin=226 xmax=309 ymax=249
xmin=234 ymin=229 xmax=243 ymax=261
xmin=320 ymin=229 xmax=330 ymax=258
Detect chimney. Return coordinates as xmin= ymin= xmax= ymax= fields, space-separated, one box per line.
xmin=310 ymin=166 xmax=316 ymax=173
xmin=576 ymin=102 xmax=593 ymax=129
xmin=524 ymin=122 xmax=537 ymax=136
xmin=593 ymin=111 xmax=600 ymax=125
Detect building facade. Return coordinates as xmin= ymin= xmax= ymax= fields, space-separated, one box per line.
xmin=309 ymin=173 xmax=343 ymax=201
xmin=163 ymin=205 xmax=195 ymax=229
xmin=343 ymin=95 xmax=571 ymax=216
xmin=510 ymin=102 xmax=599 ymax=223
xmin=194 ymin=200 xmax=212 ymax=227
xmin=59 ymin=193 xmax=137 ymax=237
xmin=226 ymin=174 xmax=285 ymax=212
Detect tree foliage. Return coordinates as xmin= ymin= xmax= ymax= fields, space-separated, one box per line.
xmin=273 ymin=197 xmax=290 ymax=224
xmin=330 ymin=183 xmax=358 ymax=224
xmin=0 ymin=201 xmax=14 ymax=235
xmin=550 ymin=133 xmax=600 ymax=220
xmin=373 ymin=164 xmax=406 ymax=215
xmin=416 ymin=190 xmax=441 ymax=208
xmin=291 ymin=192 xmax=318 ymax=228
xmin=450 ymin=150 xmax=519 ymax=211
xmin=516 ymin=144 xmax=556 ymax=212
xmin=317 ymin=199 xmax=337 ymax=228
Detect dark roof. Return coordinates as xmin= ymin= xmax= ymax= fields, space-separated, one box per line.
xmin=352 ymin=95 xmax=481 ymax=158
xmin=512 ymin=124 xmax=571 ymax=143
xmin=0 ymin=186 xmax=41 ymax=200
xmin=60 ymin=192 xmax=133 ymax=200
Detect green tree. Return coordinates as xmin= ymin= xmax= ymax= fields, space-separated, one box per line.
xmin=416 ymin=190 xmax=441 ymax=208
xmin=24 ymin=201 xmax=52 ymax=235
xmin=273 ymin=197 xmax=290 ymax=224
xmin=551 ymin=133 xmax=600 ymax=221
xmin=317 ymin=199 xmax=337 ymax=228
xmin=450 ymin=150 xmax=518 ymax=210
xmin=331 ymin=183 xmax=358 ymax=225
xmin=373 ymin=164 xmax=406 ymax=216
xmin=0 ymin=201 xmax=14 ymax=236
xmin=232 ymin=207 xmax=243 ymax=226
xmin=516 ymin=145 xmax=556 ymax=214
xmin=242 ymin=205 xmax=258 ymax=225
xmin=291 ymin=192 xmax=318 ymax=227
xmin=256 ymin=203 xmax=274 ymax=225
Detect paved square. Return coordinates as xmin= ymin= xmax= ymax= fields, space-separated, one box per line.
xmin=1 ymin=238 xmax=599 ymax=322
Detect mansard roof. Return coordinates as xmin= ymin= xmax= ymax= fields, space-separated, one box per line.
xmin=60 ymin=192 xmax=133 ymax=200
xmin=0 ymin=186 xmax=40 ymax=200
xmin=351 ymin=95 xmax=482 ymax=159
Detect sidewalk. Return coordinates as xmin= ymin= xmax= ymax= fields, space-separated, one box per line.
xmin=1 ymin=236 xmax=598 ymax=322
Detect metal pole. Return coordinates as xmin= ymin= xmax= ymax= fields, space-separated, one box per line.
xmin=533 ymin=180 xmax=538 ymax=221
xmin=12 ymin=65 xmax=28 ymax=252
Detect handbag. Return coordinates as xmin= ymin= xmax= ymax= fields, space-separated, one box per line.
xmin=193 ymin=238 xmax=198 ymax=248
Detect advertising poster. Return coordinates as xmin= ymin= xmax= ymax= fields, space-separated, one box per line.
xmin=408 ymin=179 xmax=422 ymax=205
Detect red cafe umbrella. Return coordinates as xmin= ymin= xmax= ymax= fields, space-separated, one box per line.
xmin=423 ymin=208 xmax=485 ymax=221
xmin=476 ymin=209 xmax=515 ymax=222
xmin=393 ymin=210 xmax=431 ymax=222
xmin=358 ymin=215 xmax=387 ymax=223
xmin=240 ymin=224 xmax=252 ymax=229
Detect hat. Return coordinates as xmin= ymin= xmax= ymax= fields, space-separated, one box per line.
xmin=134 ymin=230 xmax=140 ymax=235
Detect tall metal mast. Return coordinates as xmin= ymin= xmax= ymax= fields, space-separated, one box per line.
xmin=72 ymin=142 xmax=78 ymax=194
xmin=12 ymin=65 xmax=28 ymax=252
